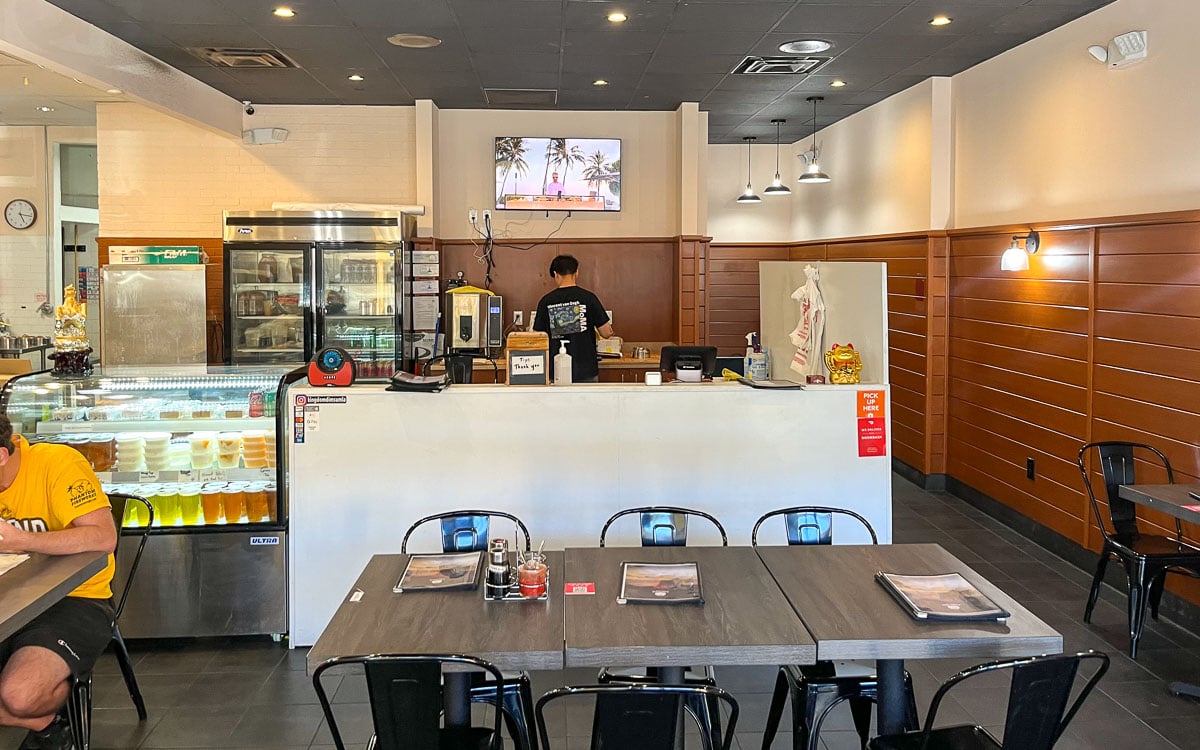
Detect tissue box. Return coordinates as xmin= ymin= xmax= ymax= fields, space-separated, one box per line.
xmin=597 ymin=336 xmax=623 ymax=354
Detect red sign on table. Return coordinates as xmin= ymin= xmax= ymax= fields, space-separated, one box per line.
xmin=857 ymin=390 xmax=888 ymax=457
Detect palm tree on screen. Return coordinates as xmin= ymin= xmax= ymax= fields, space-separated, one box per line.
xmin=582 ymin=150 xmax=610 ymax=197
xmin=496 ymin=137 xmax=529 ymax=199
xmin=548 ymin=140 xmax=586 ymax=192
xmin=607 ymin=158 xmax=621 ymax=197
xmin=541 ymin=138 xmax=565 ymax=193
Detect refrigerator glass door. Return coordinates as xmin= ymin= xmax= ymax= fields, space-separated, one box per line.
xmin=100 ymin=265 xmax=207 ymax=366
xmin=317 ymin=243 xmax=400 ymax=379
xmin=226 ymin=244 xmax=311 ymax=365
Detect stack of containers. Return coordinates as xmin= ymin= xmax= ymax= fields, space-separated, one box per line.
xmin=115 ymin=434 xmax=145 ymax=472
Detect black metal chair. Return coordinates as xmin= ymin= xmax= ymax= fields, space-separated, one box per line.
xmin=534 ymin=684 xmax=740 ymax=750
xmin=400 ymin=510 xmax=536 ymax=750
xmin=66 ymin=492 xmax=153 ymax=750
xmin=313 ymin=653 xmax=504 ymax=750
xmin=754 ymin=506 xmax=919 ymax=750
xmin=867 ymin=651 xmax=1110 ymax=750
xmin=1077 ymin=441 xmax=1200 ymax=658
xmin=596 ymin=506 xmax=728 ymax=743
xmin=599 ymin=505 xmax=728 ymax=548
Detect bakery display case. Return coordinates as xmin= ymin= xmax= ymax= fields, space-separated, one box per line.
xmin=0 ymin=365 xmax=305 ymax=639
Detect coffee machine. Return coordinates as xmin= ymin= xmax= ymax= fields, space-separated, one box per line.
xmin=442 ymin=287 xmax=502 ymax=382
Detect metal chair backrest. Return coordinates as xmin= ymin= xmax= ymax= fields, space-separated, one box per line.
xmin=313 ymin=654 xmax=503 ymax=750
xmin=535 ymin=683 xmax=739 ymax=750
xmin=599 ymin=506 xmax=728 ymax=547
xmin=106 ymin=492 xmax=154 ymax=624
xmin=917 ymin=651 xmax=1109 ymax=750
xmin=1077 ymin=441 xmax=1177 ymax=543
xmin=400 ymin=509 xmax=532 ymax=553
xmin=750 ymin=505 xmax=878 ymax=546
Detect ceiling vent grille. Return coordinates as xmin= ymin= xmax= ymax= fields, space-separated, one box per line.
xmin=732 ymin=56 xmax=828 ymax=75
xmin=483 ymin=88 xmax=558 ymax=107
xmin=189 ymin=47 xmax=298 ymax=68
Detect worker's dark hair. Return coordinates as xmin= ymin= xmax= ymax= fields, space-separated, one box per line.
xmin=549 ymin=255 xmax=579 ymax=277
xmin=0 ymin=412 xmax=13 ymax=454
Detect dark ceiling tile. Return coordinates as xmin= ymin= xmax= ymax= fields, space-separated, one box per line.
xmin=141 ymin=46 xmax=215 ymax=70
xmin=844 ymin=89 xmax=895 ymax=107
xmin=479 ymin=71 xmax=560 ymax=90
xmin=45 ymin=0 xmax=138 ymax=25
xmin=563 ymin=0 xmax=674 ymax=32
xmin=227 ymin=0 xmax=356 ymax=27
xmin=257 ymin=25 xmax=372 ymax=51
xmin=990 ymin=4 xmax=1095 ymax=35
xmin=472 ymin=53 xmax=561 ymax=78
xmin=462 ymin=26 xmax=561 ymax=55
xmin=882 ymin=1 xmax=1013 ymax=36
xmin=653 ymin=31 xmax=765 ymax=59
xmin=638 ymin=72 xmax=727 ymax=93
xmin=753 ymin=32 xmax=866 ymax=57
xmin=158 ymin=24 xmax=273 ymax=49
xmin=669 ymin=2 xmax=794 ymax=33
xmin=562 ymin=54 xmax=651 ymax=75
xmin=711 ymin=73 xmax=809 ymax=93
xmin=646 ymin=53 xmax=747 ymax=76
xmin=108 ymin=0 xmax=244 ymax=26
xmin=449 ymin=0 xmax=564 ymax=30
xmin=84 ymin=21 xmax=176 ymax=48
xmin=774 ymin=3 xmax=902 ymax=35
xmin=283 ymin=46 xmax=386 ymax=72
xmin=702 ymin=88 xmax=783 ymax=107
xmin=563 ymin=30 xmax=663 ymax=56
xmin=406 ymin=84 xmax=485 ymax=105
xmin=333 ymin=0 xmax=459 ymax=29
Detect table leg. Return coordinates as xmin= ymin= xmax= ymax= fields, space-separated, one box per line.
xmin=876 ymin=659 xmax=907 ymax=736
xmin=444 ymin=671 xmax=471 ymax=727
xmin=656 ymin=667 xmax=687 ymax=750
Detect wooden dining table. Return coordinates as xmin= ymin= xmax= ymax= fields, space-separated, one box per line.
xmin=1117 ymin=482 xmax=1200 ymax=699
xmin=756 ymin=543 xmax=1063 ymax=735
xmin=0 ymin=551 xmax=110 ymax=642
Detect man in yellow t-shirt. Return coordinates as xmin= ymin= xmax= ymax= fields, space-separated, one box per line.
xmin=0 ymin=414 xmax=116 ymax=750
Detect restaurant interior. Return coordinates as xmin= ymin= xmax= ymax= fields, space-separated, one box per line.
xmin=2 ymin=0 xmax=1200 ymax=749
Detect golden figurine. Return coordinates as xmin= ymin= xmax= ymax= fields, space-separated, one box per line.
xmin=50 ymin=284 xmax=93 ymax=377
xmin=824 ymin=343 xmax=863 ymax=385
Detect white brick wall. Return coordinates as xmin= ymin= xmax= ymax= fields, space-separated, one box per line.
xmin=0 ymin=235 xmax=53 ymax=338
xmin=97 ymin=103 xmax=418 ymax=237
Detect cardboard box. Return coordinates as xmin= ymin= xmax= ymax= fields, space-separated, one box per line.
xmin=0 ymin=358 xmax=32 ymax=389
xmin=506 ymin=331 xmax=549 ymax=386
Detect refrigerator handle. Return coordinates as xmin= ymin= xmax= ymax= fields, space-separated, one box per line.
xmin=308 ymin=244 xmax=320 ymax=359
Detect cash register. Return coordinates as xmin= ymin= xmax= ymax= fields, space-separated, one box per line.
xmin=658 ymin=346 xmax=718 ymax=383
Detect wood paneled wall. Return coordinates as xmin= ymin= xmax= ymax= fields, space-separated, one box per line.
xmin=707 ymin=235 xmax=942 ymax=476
xmin=946 ymin=215 xmax=1200 ymax=604
xmin=436 ymin=237 xmax=689 ymax=344
xmin=97 ymin=237 xmax=224 ymax=362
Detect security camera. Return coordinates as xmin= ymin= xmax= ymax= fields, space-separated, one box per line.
xmin=242 ymin=100 xmax=255 ymax=116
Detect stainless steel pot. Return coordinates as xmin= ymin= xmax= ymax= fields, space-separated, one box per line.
xmin=0 ymin=336 xmax=12 ymax=350
xmin=632 ymin=346 xmax=649 ymax=359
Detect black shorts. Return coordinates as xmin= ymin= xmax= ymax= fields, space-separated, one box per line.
xmin=0 ymin=597 xmax=114 ymax=679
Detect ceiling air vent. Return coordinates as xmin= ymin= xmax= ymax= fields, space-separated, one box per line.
xmin=732 ymin=56 xmax=828 ymax=75
xmin=189 ymin=47 xmax=298 ymax=68
xmin=483 ymin=88 xmax=558 ymax=107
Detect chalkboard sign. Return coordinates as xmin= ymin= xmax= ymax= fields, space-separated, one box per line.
xmin=507 ymin=331 xmax=549 ymax=386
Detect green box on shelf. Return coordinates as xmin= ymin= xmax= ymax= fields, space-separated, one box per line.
xmin=109 ymin=245 xmax=203 ymax=265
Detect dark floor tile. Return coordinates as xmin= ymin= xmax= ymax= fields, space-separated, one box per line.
xmin=1144 ymin=713 xmax=1200 ymax=749
xmin=311 ymin=702 xmax=373 ymax=747
xmin=89 ymin=706 xmax=163 ymax=749
xmin=203 ymin=642 xmax=288 ymax=674
xmin=733 ymin=730 xmax=793 ymax=749
xmin=185 ymin=672 xmax=272 ymax=708
xmin=139 ymin=705 xmax=245 ymax=748
xmin=1101 ymin=679 xmax=1200 ymax=719
xmin=92 ymin=672 xmax=197 ymax=711
xmin=251 ymin=664 xmax=329 ymax=705
xmin=227 ymin=704 xmax=324 ymax=747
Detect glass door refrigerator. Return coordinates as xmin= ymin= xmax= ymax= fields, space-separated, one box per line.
xmin=223 ymin=211 xmax=418 ymax=378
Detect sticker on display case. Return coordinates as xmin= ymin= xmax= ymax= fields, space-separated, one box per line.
xmin=249 ymin=536 xmax=280 ymax=546
xmin=137 ymin=472 xmax=159 ymax=482
xmin=300 ymin=395 xmax=347 ymax=405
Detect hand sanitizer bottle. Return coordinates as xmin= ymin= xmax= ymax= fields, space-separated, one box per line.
xmin=554 ymin=340 xmax=573 ymax=385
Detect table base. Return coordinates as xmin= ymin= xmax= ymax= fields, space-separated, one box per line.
xmin=875 ymin=659 xmax=908 ymax=736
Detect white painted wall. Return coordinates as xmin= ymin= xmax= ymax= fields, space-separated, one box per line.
xmin=706 ymin=142 xmax=793 ymax=243
xmin=954 ymin=0 xmax=1200 ymax=227
xmin=0 ymin=126 xmax=52 ymax=339
xmin=97 ymin=103 xmax=417 ymax=237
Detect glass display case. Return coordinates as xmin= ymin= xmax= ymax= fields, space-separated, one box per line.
xmin=1 ymin=365 xmax=303 ymax=639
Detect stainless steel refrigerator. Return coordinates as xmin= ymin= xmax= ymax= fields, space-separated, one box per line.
xmin=222 ymin=211 xmax=418 ymax=377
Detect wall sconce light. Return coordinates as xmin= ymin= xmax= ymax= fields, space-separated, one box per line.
xmin=1000 ymin=230 xmax=1040 ymax=271
xmin=737 ymin=136 xmax=762 ymax=204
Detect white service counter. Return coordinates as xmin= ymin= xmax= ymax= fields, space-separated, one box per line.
xmin=287 ymin=381 xmax=892 ymax=645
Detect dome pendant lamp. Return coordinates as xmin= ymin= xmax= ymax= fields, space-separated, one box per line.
xmin=737 ymin=136 xmax=762 ymax=204
xmin=763 ymin=119 xmax=792 ymax=196
xmin=798 ymin=96 xmax=831 ymax=184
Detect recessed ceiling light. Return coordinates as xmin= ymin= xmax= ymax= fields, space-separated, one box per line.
xmin=607 ymin=12 xmax=628 ymax=23
xmin=387 ymin=33 xmax=443 ymax=49
xmin=830 ymin=80 xmax=847 ymax=88
xmin=348 ymin=74 xmax=364 ymax=82
xmin=593 ymin=79 xmax=608 ymax=86
xmin=930 ymin=15 xmax=952 ymax=26
xmin=106 ymin=88 xmax=122 ymax=94
xmin=273 ymin=7 xmax=295 ymax=18
xmin=778 ymin=39 xmax=832 ymax=55
xmin=35 ymin=106 xmax=54 ymax=112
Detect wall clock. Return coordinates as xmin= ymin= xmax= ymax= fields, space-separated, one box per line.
xmin=4 ymin=199 xmax=37 ymax=230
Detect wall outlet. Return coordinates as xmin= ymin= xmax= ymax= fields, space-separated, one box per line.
xmin=513 ymin=310 xmax=524 ymax=327
xmin=482 ymin=209 xmax=492 ymax=223
xmin=468 ymin=209 xmax=478 ymax=224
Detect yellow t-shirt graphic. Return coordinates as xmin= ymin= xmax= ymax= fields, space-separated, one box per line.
xmin=0 ymin=435 xmax=114 ymax=599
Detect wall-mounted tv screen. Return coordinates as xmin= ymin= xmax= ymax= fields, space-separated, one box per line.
xmin=495 ymin=137 xmax=621 ymax=212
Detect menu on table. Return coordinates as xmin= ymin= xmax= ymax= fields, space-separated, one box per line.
xmin=876 ymin=571 xmax=1010 ymax=622
xmin=617 ymin=561 xmax=704 ymax=605
xmin=393 ymin=551 xmax=482 ymax=593
xmin=0 ymin=554 xmax=29 ymax=578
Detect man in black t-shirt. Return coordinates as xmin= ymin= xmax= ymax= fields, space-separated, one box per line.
xmin=533 ymin=255 xmax=614 ymax=382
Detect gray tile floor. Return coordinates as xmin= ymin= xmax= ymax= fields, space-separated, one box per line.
xmin=4 ymin=475 xmax=1199 ymax=749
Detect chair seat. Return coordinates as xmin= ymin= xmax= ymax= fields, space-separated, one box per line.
xmin=439 ymin=726 xmax=498 ymax=750
xmin=869 ymin=725 xmax=1001 ymax=750
xmin=1110 ymin=533 xmax=1200 ymax=559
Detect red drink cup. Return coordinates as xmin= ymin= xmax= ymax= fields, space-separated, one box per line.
xmin=518 ymin=559 xmax=548 ymax=598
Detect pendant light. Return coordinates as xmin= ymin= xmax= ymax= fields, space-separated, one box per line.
xmin=763 ymin=119 xmax=792 ymax=196
xmin=798 ymin=96 xmax=831 ymax=184
xmin=737 ymin=136 xmax=762 ymax=204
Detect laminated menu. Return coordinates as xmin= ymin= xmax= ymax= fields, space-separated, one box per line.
xmin=0 ymin=554 xmax=29 ymax=578
xmin=875 ymin=572 xmax=1010 ymax=622
xmin=617 ymin=562 xmax=703 ymax=605
xmin=394 ymin=552 xmax=482 ymax=593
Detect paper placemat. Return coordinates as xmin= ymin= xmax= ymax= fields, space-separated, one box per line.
xmin=0 ymin=553 xmax=30 ymax=577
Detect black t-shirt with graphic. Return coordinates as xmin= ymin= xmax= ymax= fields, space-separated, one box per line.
xmin=533 ymin=285 xmax=610 ymax=381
